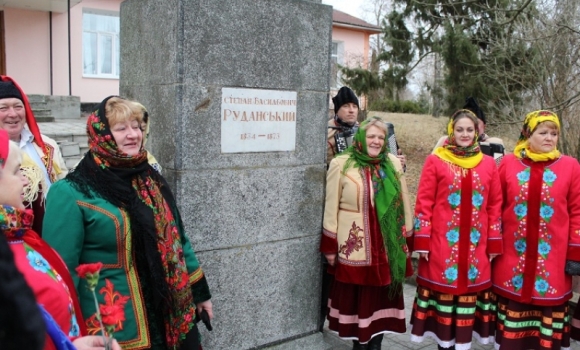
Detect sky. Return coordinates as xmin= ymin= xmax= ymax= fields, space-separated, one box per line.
xmin=321 ymin=0 xmax=366 ymax=20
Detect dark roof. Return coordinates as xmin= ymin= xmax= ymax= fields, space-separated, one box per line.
xmin=332 ymin=9 xmax=382 ymax=33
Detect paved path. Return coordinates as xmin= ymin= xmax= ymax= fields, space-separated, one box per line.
xmin=37 ymin=118 xmax=87 ymax=137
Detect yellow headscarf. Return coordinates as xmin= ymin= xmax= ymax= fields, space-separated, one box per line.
xmin=434 ymin=109 xmax=483 ymax=169
xmin=513 ymin=110 xmax=561 ymax=162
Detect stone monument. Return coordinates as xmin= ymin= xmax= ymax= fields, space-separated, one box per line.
xmin=120 ymin=0 xmax=332 ymax=348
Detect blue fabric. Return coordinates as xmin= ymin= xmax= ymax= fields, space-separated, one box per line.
xmin=38 ymin=304 xmax=77 ymax=350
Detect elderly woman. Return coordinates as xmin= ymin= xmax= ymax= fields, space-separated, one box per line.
xmin=43 ymin=96 xmax=213 ymax=350
xmin=411 ymin=109 xmax=502 ymax=350
xmin=0 ymin=129 xmax=120 ymax=350
xmin=492 ymin=110 xmax=580 ymax=350
xmin=320 ymin=116 xmax=413 ymax=350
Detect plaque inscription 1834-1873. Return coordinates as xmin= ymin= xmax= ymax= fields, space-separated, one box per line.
xmin=221 ymin=87 xmax=297 ymax=153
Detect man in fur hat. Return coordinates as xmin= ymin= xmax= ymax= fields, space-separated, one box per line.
xmin=0 ymin=76 xmax=67 ymax=235
xmin=433 ymin=97 xmax=505 ymax=162
xmin=327 ymin=86 xmax=404 ymax=165
xmin=327 ymin=86 xmax=361 ymax=165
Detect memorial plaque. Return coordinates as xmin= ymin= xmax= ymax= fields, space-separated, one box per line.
xmin=221 ymin=87 xmax=297 ymax=153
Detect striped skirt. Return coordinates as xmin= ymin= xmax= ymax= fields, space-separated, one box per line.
xmin=409 ymin=286 xmax=494 ymax=350
xmin=326 ymin=279 xmax=406 ymax=344
xmin=571 ymin=303 xmax=580 ymax=341
xmin=491 ymin=294 xmax=570 ymax=350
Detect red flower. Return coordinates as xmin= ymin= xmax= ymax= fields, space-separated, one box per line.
xmin=98 ymin=279 xmax=130 ymax=333
xmin=99 ymin=304 xmax=125 ymax=328
xmin=76 ymin=262 xmax=103 ymax=278
xmin=76 ymin=262 xmax=103 ymax=290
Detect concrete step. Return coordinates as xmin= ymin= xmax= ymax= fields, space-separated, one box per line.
xmin=32 ymin=108 xmax=54 ymax=123
xmin=36 ymin=116 xmax=55 ymax=123
xmin=58 ymin=141 xmax=81 ymax=157
xmin=27 ymin=94 xmax=47 ymax=103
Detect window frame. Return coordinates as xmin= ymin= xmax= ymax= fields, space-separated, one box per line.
xmin=330 ymin=41 xmax=344 ymax=89
xmin=82 ymin=8 xmax=120 ymax=79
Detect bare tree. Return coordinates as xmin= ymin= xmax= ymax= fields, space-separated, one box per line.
xmin=478 ymin=0 xmax=580 ymax=156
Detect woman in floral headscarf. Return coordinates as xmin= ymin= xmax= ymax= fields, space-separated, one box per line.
xmin=491 ymin=110 xmax=580 ymax=350
xmin=42 ymin=96 xmax=213 ymax=350
xmin=410 ymin=109 xmax=502 ymax=350
xmin=320 ymin=116 xmax=413 ymax=350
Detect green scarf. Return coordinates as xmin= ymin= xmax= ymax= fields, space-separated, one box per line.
xmin=341 ymin=118 xmax=407 ymax=294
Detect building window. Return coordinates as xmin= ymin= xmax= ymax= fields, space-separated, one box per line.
xmin=330 ymin=41 xmax=344 ymax=88
xmin=82 ymin=10 xmax=120 ymax=78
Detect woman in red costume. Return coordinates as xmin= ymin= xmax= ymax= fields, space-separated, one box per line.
xmin=0 ymin=128 xmax=120 ymax=350
xmin=492 ymin=110 xmax=580 ymax=349
xmin=410 ymin=109 xmax=502 ymax=350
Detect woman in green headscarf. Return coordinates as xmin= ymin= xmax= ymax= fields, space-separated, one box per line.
xmin=320 ymin=116 xmax=413 ymax=350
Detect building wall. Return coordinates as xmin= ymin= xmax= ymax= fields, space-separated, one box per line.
xmin=331 ymin=26 xmax=371 ymax=69
xmin=5 ymin=3 xmax=372 ymax=105
xmin=4 ymin=8 xmax=51 ymax=94
xmin=4 ymin=0 xmax=122 ymax=102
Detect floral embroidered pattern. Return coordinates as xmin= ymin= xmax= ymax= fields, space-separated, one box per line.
xmin=23 ymin=244 xmax=80 ymax=337
xmin=339 ymin=222 xmax=365 ymax=258
xmin=503 ymin=167 xmax=557 ymax=296
xmin=440 ymin=169 xmax=485 ymax=285
xmin=85 ymin=279 xmax=130 ymax=336
xmin=413 ymin=213 xmax=430 ymax=232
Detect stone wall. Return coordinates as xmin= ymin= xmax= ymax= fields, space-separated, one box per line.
xmin=120 ymin=0 xmax=332 ymax=348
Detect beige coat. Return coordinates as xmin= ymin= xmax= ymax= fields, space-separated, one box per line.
xmin=322 ymin=154 xmax=413 ymax=264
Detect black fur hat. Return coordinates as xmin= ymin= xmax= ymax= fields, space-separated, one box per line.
xmin=0 ymin=81 xmax=23 ymax=102
xmin=463 ymin=97 xmax=486 ymax=124
xmin=332 ymin=87 xmax=359 ymax=114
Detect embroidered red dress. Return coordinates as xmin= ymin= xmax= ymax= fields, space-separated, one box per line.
xmin=492 ymin=154 xmax=580 ymax=304
xmin=410 ymin=154 xmax=502 ymax=349
xmin=3 ymin=207 xmax=84 ymax=350
xmin=491 ymin=154 xmax=580 ymax=350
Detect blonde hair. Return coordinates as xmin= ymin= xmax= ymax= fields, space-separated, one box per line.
xmin=361 ymin=117 xmax=387 ymax=135
xmin=105 ymin=97 xmax=144 ymax=126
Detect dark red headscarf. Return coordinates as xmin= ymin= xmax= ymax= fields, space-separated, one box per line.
xmin=0 ymin=129 xmax=8 ymax=168
xmin=0 ymin=75 xmax=45 ymax=149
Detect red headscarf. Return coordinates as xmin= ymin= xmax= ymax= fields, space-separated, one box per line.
xmin=0 ymin=76 xmax=45 ymax=149
xmin=0 ymin=129 xmax=8 ymax=168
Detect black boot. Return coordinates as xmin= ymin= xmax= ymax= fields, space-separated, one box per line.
xmin=367 ymin=334 xmax=383 ymax=350
xmin=352 ymin=340 xmax=368 ymax=350
xmin=437 ymin=345 xmax=455 ymax=350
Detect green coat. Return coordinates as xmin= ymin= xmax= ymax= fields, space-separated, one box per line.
xmin=43 ymin=179 xmax=211 ymax=349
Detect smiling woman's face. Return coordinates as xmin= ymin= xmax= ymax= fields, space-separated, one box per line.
xmin=365 ymin=125 xmax=386 ymax=157
xmin=111 ymin=119 xmax=143 ymax=156
xmin=453 ymin=117 xmax=476 ymax=147
xmin=0 ymin=145 xmax=28 ymax=209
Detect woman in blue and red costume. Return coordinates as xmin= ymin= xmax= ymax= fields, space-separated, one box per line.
xmin=0 ymin=128 xmax=120 ymax=350
xmin=491 ymin=110 xmax=580 ymax=350
xmin=410 ymin=109 xmax=502 ymax=350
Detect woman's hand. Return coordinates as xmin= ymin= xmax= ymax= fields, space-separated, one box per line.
xmin=72 ymin=336 xmax=121 ymax=350
xmin=196 ymin=299 xmax=214 ymax=320
xmin=489 ymin=254 xmax=498 ymax=262
xmin=325 ymin=253 xmax=337 ymax=267
xmin=419 ymin=252 xmax=429 ymax=261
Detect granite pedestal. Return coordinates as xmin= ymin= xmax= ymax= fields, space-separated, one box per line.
xmin=120 ymin=0 xmax=332 ymax=348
